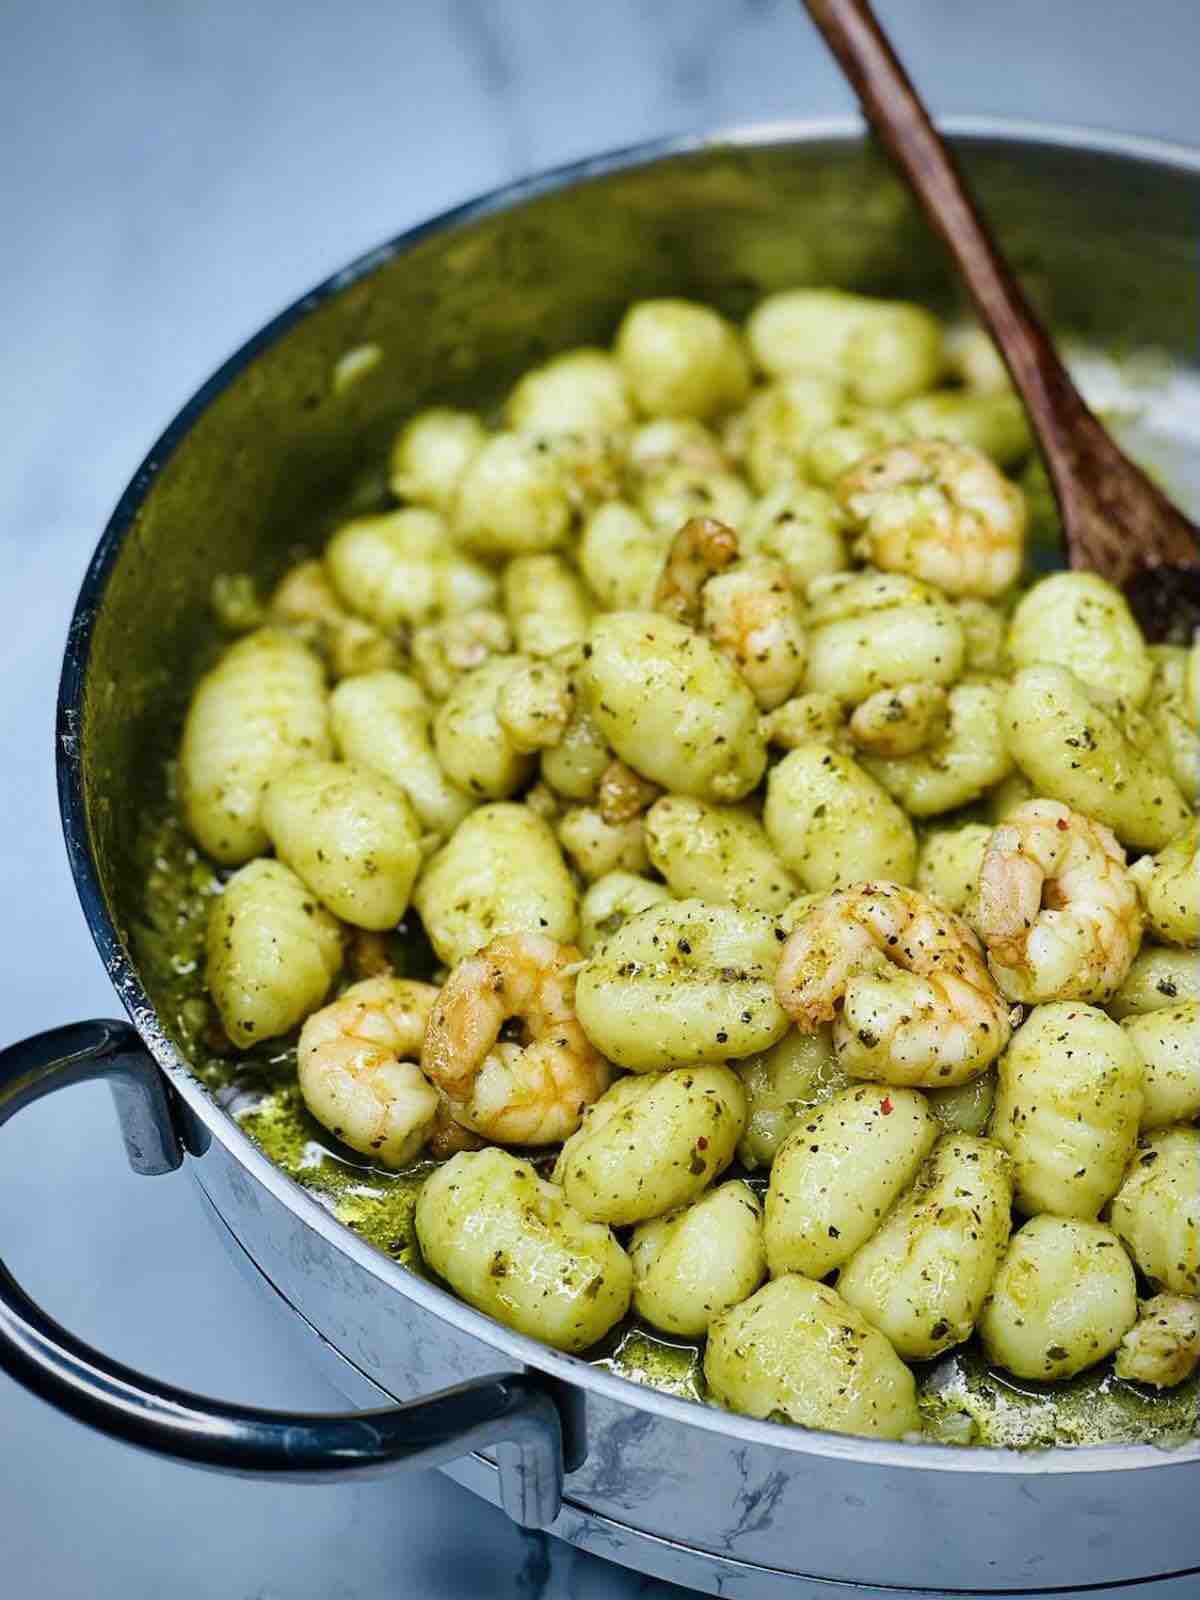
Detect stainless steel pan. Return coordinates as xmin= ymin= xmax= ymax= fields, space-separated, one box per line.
xmin=3 ymin=120 xmax=1198 ymax=1597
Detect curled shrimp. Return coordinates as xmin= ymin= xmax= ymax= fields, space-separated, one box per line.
xmin=702 ymin=555 xmax=807 ymax=709
xmin=776 ymin=881 xmax=1015 ymax=1087
xmin=421 ymin=933 xmax=610 ymax=1144
xmin=298 ymin=977 xmax=441 ymax=1168
xmin=976 ymin=799 xmax=1143 ymax=1004
xmin=837 ymin=440 xmax=1026 ymax=599
xmin=653 ymin=515 xmax=739 ymax=623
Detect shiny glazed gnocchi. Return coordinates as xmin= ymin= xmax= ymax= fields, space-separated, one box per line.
xmin=175 ymin=287 xmax=1199 ymax=1444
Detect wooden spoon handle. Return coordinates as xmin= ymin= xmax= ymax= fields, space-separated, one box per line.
xmin=801 ymin=0 xmax=1198 ymax=580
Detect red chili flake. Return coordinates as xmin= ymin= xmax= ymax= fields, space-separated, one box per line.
xmin=880 ymin=1096 xmax=894 ymax=1115
xmin=1056 ymin=818 xmax=1069 ymax=830
xmin=697 ymin=1136 xmax=709 ymax=1150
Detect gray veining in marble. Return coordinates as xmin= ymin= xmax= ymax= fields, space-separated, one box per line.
xmin=1 ymin=2 xmax=1198 ymax=1596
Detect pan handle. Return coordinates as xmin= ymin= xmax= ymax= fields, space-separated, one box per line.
xmin=0 ymin=1020 xmax=570 ymax=1528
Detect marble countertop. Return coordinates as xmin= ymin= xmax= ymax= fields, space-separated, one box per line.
xmin=1 ymin=3 xmax=1197 ymax=1596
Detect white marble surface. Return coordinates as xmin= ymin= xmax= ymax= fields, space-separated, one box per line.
xmin=1 ymin=3 xmax=1198 ymax=1596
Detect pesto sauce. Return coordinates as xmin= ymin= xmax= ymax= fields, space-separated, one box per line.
xmin=139 ymin=774 xmax=1199 ymax=1450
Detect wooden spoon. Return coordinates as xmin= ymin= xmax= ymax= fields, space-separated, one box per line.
xmin=801 ymin=0 xmax=1200 ymax=639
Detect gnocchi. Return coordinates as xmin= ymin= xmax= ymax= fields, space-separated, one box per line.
xmin=764 ymin=1084 xmax=938 ymax=1278
xmin=705 ymin=1275 xmax=921 ymax=1440
xmin=416 ymin=1149 xmax=631 ymax=1352
xmin=991 ymin=1003 xmax=1143 ymax=1218
xmin=171 ymin=282 xmax=1199 ymax=1443
xmin=554 ymin=1065 xmax=746 ymax=1225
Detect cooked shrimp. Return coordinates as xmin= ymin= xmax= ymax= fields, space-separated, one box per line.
xmin=298 ymin=976 xmax=441 ymax=1167
xmin=776 ymin=881 xmax=1015 ymax=1087
xmin=425 ymin=1098 xmax=487 ymax=1161
xmin=421 ymin=933 xmax=610 ymax=1144
xmin=976 ymin=799 xmax=1143 ymax=1004
xmin=702 ymin=556 xmax=807 ymax=710
xmin=653 ymin=515 xmax=739 ymax=623
xmin=597 ymin=758 xmax=661 ymax=825
xmin=837 ymin=440 xmax=1026 ymax=599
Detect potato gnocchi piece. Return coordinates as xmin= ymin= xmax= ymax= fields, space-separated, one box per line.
xmin=578 ymin=871 xmax=673 ymax=954
xmin=806 ymin=406 xmax=912 ymax=488
xmin=326 ymin=508 xmax=496 ymax=627
xmin=953 ymin=596 xmax=1009 ymax=675
xmin=270 ymin=560 xmax=398 ymax=679
xmin=1121 ymin=1005 xmax=1200 ymax=1130
xmin=896 ymin=389 xmax=1032 ymax=469
xmin=764 ymin=744 xmax=917 ymax=891
xmin=453 ymin=432 xmax=573 ymax=555
xmin=629 ymin=1180 xmax=766 ymax=1337
xmin=502 ymin=553 xmax=591 ymax=660
xmin=583 ymin=612 xmax=766 ymax=803
xmin=415 ymin=1149 xmax=631 ymax=1353
xmin=1115 ymin=1294 xmax=1200 ymax=1390
xmin=738 ymin=375 xmax=844 ymax=491
xmin=505 ymin=347 xmax=632 ymax=435
xmin=848 ymin=683 xmax=948 ymax=758
xmin=1004 ymin=666 xmax=1190 ymax=850
xmin=644 ymin=795 xmax=796 ymax=914
xmin=433 ymin=656 xmax=537 ymax=799
xmin=388 ymin=407 xmax=485 ymax=510
xmin=991 ymin=1003 xmax=1143 ymax=1219
xmin=804 ymin=571 xmax=965 ymax=707
xmin=916 ymin=822 xmax=991 ymax=916
xmin=704 ymin=1275 xmax=920 ymax=1441
xmin=579 ymin=502 xmax=670 ymax=611
xmin=764 ymin=1084 xmax=938 ymax=1279
xmin=1130 ymin=822 xmax=1200 ymax=946
xmin=1108 ymin=946 xmax=1200 ymax=1018
xmin=411 ymin=609 xmax=513 ymax=702
xmin=838 ymin=1134 xmax=1014 ymax=1360
xmin=741 ymin=481 xmax=849 ymax=590
xmin=180 ymin=628 xmax=331 ymax=864
xmin=945 ymin=324 xmax=1010 ymax=393
xmin=330 ymin=671 xmax=474 ymax=841
xmin=495 ymin=659 xmax=575 ymax=754
xmin=261 ymin=760 xmax=422 ymax=931
xmin=1109 ymin=1127 xmax=1200 ymax=1296
xmin=763 ymin=692 xmax=846 ymax=751
xmin=540 ymin=698 xmax=612 ymax=802
xmin=978 ymin=1215 xmax=1137 ymax=1381
xmin=638 ymin=464 xmax=753 ymax=535
xmin=1143 ymin=645 xmax=1200 ymax=803
xmin=625 ymin=418 xmax=727 ymax=481
xmin=557 ymin=805 xmax=648 ymax=881
xmin=735 ymin=1027 xmax=847 ymax=1171
xmin=576 ymin=898 xmax=788 ymax=1072
xmin=206 ymin=859 xmax=342 ymax=1048
xmin=926 ymin=1070 xmax=996 ymax=1137
xmin=554 ymin=1065 xmax=747 ymax=1226
xmin=615 ymin=299 xmax=750 ymax=420
xmin=746 ymin=289 xmax=943 ymax=407
xmin=414 ymin=802 xmax=578 ymax=967
xmin=859 ymin=681 xmax=1013 ymax=817
xmin=983 ymin=769 xmax=1036 ymax=825
xmin=1007 ymin=572 xmax=1152 ymax=708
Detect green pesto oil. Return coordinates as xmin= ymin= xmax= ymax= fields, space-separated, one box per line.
xmin=139 ymin=783 xmax=1198 ymax=1450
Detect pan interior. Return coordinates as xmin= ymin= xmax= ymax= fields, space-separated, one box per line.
xmin=76 ymin=128 xmax=1200 ymax=1450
